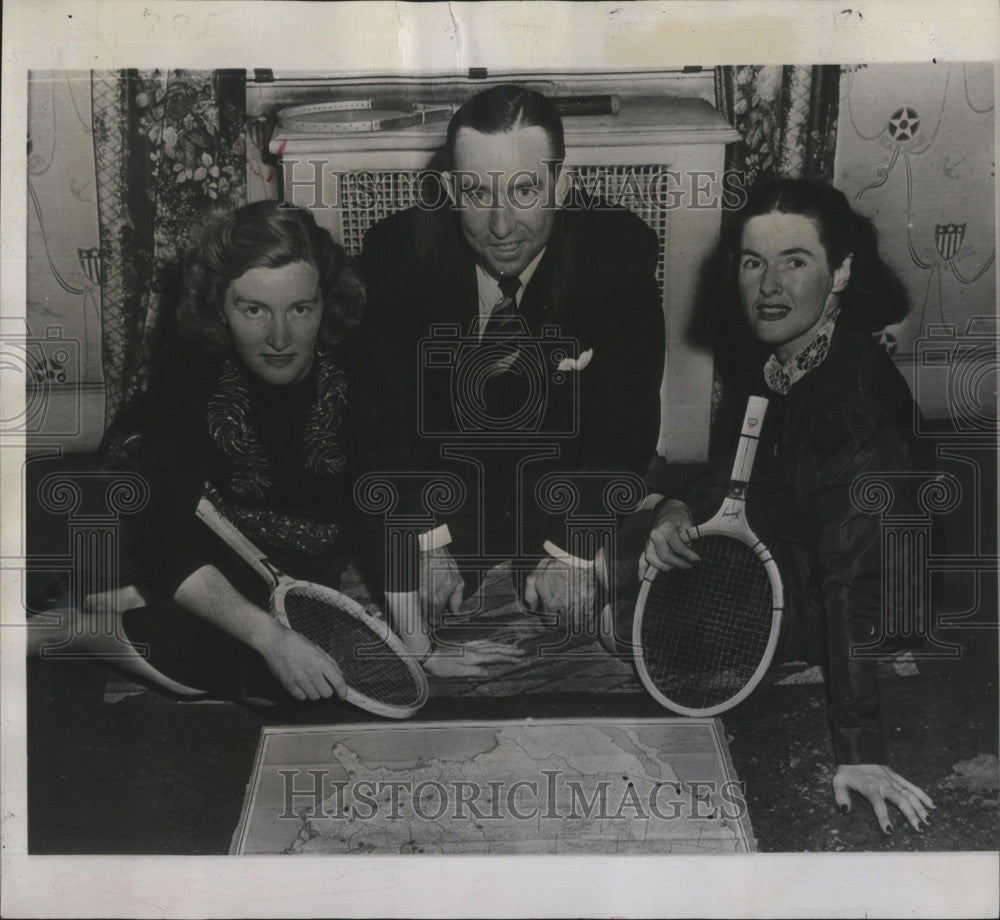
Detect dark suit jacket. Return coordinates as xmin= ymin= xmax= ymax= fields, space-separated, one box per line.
xmin=355 ymin=201 xmax=664 ymax=592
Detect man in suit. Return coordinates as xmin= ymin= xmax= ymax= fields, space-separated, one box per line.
xmin=357 ymin=85 xmax=664 ymax=671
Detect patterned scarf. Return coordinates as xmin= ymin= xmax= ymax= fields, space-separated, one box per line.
xmin=207 ymin=350 xmax=348 ymax=500
xmin=763 ymin=313 xmax=839 ymax=396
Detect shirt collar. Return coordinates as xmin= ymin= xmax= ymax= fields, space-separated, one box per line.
xmin=763 ymin=313 xmax=839 ymax=395
xmin=475 ymin=247 xmax=547 ymax=316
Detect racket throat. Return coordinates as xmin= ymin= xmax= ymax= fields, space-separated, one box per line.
xmin=259 ymin=557 xmax=287 ymax=593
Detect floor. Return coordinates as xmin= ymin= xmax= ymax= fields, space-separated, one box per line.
xmin=21 ymin=447 xmax=1000 ymax=854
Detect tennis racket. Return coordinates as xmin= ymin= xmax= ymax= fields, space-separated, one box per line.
xmin=195 ymin=494 xmax=428 ymax=719
xmin=277 ymin=95 xmax=620 ymax=133
xmin=632 ymin=396 xmax=783 ymax=716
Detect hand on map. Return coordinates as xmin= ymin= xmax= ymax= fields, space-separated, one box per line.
xmin=638 ymin=501 xmax=700 ymax=580
xmin=833 ymin=763 xmax=935 ymax=833
xmin=261 ymin=621 xmax=348 ymax=702
xmin=420 ymin=544 xmax=465 ymax=622
xmin=524 ymin=556 xmax=596 ymax=632
xmin=420 ymin=639 xmax=526 ymax=678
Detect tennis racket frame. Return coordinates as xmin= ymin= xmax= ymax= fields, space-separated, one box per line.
xmin=632 ymin=395 xmax=784 ymax=717
xmin=195 ymin=495 xmax=429 ymax=719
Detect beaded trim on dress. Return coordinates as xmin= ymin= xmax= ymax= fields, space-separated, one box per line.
xmin=206 ymin=351 xmax=348 ymax=500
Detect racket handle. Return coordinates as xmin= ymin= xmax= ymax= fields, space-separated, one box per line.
xmin=730 ymin=396 xmax=769 ymax=486
xmin=551 ymin=94 xmax=620 ymax=117
xmin=195 ymin=495 xmax=283 ymax=590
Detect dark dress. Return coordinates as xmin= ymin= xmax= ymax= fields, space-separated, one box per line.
xmin=642 ymin=323 xmax=927 ymax=764
xmin=122 ymin=344 xmax=356 ymax=700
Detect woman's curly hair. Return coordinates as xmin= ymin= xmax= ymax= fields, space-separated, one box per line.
xmin=175 ymin=201 xmax=366 ymax=353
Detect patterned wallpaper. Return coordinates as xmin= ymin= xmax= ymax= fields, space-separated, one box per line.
xmin=26 ymin=71 xmax=104 ymax=387
xmin=834 ymin=63 xmax=995 ymax=369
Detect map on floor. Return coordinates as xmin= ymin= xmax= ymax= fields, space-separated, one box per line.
xmin=232 ymin=717 xmax=756 ymax=854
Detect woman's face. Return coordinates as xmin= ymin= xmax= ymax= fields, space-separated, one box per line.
xmin=221 ymin=261 xmax=323 ymax=386
xmin=738 ymin=212 xmax=851 ymax=362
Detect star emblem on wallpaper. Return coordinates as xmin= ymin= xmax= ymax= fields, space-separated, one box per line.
xmin=888 ymin=107 xmax=920 ymax=142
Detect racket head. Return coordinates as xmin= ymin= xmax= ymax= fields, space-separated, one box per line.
xmin=277 ymin=101 xmax=421 ymax=133
xmin=273 ymin=581 xmax=429 ymax=719
xmin=632 ymin=523 xmax=783 ymax=717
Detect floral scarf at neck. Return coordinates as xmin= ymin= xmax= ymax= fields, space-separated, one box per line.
xmin=207 ymin=351 xmax=348 ymax=500
xmin=763 ymin=313 xmax=839 ymax=396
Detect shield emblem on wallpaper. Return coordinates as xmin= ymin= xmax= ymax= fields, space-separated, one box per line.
xmin=77 ymin=247 xmax=104 ymax=286
xmin=935 ymin=224 xmax=966 ymax=262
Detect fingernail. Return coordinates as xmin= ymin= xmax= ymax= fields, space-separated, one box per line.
xmin=884 ymin=825 xmax=893 ymax=835
xmin=839 ymin=804 xmax=849 ymax=815
xmin=923 ymin=815 xmax=931 ymax=825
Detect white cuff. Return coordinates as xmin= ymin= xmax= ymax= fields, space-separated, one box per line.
xmin=543 ymin=540 xmax=594 ymax=570
xmin=418 ymin=524 xmax=452 ymax=552
xmin=637 ymin=492 xmax=665 ymax=512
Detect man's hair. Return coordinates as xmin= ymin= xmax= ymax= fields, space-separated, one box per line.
xmin=444 ymin=84 xmax=566 ymax=170
xmin=175 ymin=201 xmax=365 ymax=354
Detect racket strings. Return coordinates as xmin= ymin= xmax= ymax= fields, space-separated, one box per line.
xmin=282 ymin=589 xmax=424 ymax=707
xmin=640 ymin=535 xmax=774 ymax=710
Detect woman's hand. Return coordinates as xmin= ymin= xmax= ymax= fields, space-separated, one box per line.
xmin=833 ymin=763 xmax=935 ymax=833
xmin=638 ymin=500 xmax=700 ymax=580
xmin=421 ymin=639 xmax=526 ymax=679
xmin=258 ymin=619 xmax=348 ymax=702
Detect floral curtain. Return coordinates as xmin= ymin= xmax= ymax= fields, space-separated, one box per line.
xmin=715 ymin=65 xmax=840 ymax=186
xmin=709 ymin=65 xmax=841 ymax=455
xmin=91 ymin=69 xmax=246 ymax=464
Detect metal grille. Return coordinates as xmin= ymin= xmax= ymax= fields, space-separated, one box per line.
xmin=338 ymin=171 xmax=426 ymax=255
xmin=336 ymin=165 xmax=670 ymax=292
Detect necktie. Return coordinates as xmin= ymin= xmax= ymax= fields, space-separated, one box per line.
xmin=485 ymin=275 xmax=522 ymax=337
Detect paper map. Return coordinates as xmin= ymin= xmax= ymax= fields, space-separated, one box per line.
xmin=232 ymin=718 xmax=755 ymax=854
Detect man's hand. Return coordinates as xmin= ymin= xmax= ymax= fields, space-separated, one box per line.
xmin=256 ymin=618 xmax=348 ymax=702
xmin=833 ymin=764 xmax=936 ymax=834
xmin=639 ymin=500 xmax=700 ymax=580
xmin=524 ymin=555 xmax=596 ymax=633
xmin=420 ymin=544 xmax=465 ymax=625
xmin=421 ymin=639 xmax=525 ymax=678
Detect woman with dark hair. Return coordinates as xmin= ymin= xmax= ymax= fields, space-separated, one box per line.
xmin=607 ymin=177 xmax=936 ymax=834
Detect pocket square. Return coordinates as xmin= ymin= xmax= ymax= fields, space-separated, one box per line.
xmin=556 ymin=348 xmax=593 ymax=373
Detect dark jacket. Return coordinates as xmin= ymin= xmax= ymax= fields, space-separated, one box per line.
xmin=133 ymin=344 xmax=355 ymax=598
xmin=650 ymin=324 xmax=926 ymax=764
xmin=356 ymin=201 xmax=664 ymax=592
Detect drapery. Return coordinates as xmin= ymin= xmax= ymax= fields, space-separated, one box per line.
xmin=709 ymin=65 xmax=842 ymax=455
xmin=91 ymin=69 xmax=246 ymax=464
xmin=715 ymin=65 xmax=840 ymax=186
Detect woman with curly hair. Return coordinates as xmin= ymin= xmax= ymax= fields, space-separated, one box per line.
xmin=33 ymin=202 xmax=370 ymax=702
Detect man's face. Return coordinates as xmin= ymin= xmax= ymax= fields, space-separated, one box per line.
xmin=446 ymin=124 xmax=568 ymax=280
